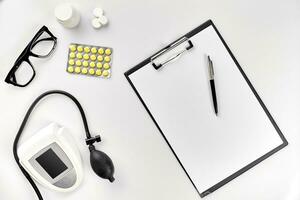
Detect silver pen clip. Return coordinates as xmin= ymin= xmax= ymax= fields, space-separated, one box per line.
xmin=208 ymin=55 xmax=214 ymax=80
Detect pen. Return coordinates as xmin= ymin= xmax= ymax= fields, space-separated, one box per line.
xmin=208 ymin=56 xmax=218 ymax=115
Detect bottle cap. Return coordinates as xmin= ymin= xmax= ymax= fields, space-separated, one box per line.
xmin=55 ymin=3 xmax=80 ymax=28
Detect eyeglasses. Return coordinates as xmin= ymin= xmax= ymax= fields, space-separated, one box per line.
xmin=5 ymin=26 xmax=57 ymax=87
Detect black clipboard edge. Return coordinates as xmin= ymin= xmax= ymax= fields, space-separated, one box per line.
xmin=124 ymin=19 xmax=288 ymax=198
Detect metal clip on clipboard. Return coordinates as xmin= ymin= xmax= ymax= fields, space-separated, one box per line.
xmin=151 ymin=37 xmax=194 ymax=70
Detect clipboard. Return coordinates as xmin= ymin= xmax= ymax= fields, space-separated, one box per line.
xmin=124 ymin=20 xmax=288 ymax=198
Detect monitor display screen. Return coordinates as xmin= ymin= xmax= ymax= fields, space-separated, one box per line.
xmin=36 ymin=148 xmax=68 ymax=179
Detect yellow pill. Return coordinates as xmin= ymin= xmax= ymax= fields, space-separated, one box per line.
xmin=96 ymin=69 xmax=102 ymax=76
xmin=84 ymin=47 xmax=90 ymax=53
xmin=89 ymin=68 xmax=95 ymax=75
xmin=69 ymin=52 xmax=75 ymax=58
xmin=90 ymin=54 xmax=96 ymax=61
xmin=96 ymin=62 xmax=102 ymax=68
xmin=83 ymin=61 xmax=89 ymax=67
xmin=91 ymin=47 xmax=97 ymax=54
xmin=102 ymin=70 xmax=110 ymax=77
xmin=97 ymin=55 xmax=103 ymax=62
xmin=76 ymin=60 xmax=82 ymax=66
xmin=105 ymin=48 xmax=112 ymax=55
xmin=104 ymin=56 xmax=111 ymax=62
xmin=69 ymin=45 xmax=76 ymax=52
xmin=77 ymin=46 xmax=83 ymax=52
xmin=89 ymin=62 xmax=96 ymax=67
xmin=67 ymin=66 xmax=74 ymax=73
xmin=98 ymin=48 xmax=104 ymax=55
xmin=83 ymin=54 xmax=90 ymax=60
xmin=75 ymin=67 xmax=81 ymax=73
xmin=81 ymin=68 xmax=88 ymax=74
xmin=68 ymin=59 xmax=75 ymax=65
xmin=103 ymin=63 xmax=110 ymax=69
xmin=76 ymin=53 xmax=83 ymax=59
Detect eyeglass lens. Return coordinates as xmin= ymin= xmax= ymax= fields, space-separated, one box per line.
xmin=13 ymin=60 xmax=34 ymax=86
xmin=31 ymin=31 xmax=56 ymax=57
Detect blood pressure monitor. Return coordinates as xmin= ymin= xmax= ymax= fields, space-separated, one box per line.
xmin=18 ymin=123 xmax=83 ymax=192
xmin=14 ymin=90 xmax=115 ymax=199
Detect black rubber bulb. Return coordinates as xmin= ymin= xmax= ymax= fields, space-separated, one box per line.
xmin=89 ymin=145 xmax=115 ymax=182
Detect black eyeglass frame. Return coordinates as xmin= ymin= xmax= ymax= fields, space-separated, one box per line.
xmin=4 ymin=26 xmax=57 ymax=87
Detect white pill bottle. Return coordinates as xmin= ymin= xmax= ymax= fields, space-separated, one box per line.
xmin=54 ymin=3 xmax=81 ymax=28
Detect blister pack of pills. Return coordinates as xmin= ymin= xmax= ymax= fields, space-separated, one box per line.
xmin=67 ymin=43 xmax=112 ymax=78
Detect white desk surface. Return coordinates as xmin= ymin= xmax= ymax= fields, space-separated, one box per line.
xmin=0 ymin=0 xmax=299 ymax=199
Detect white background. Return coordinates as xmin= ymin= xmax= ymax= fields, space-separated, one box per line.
xmin=0 ymin=0 xmax=299 ymax=200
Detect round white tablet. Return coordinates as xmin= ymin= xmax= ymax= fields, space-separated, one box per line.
xmin=98 ymin=15 xmax=108 ymax=25
xmin=92 ymin=18 xmax=102 ymax=29
xmin=93 ymin=7 xmax=104 ymax=17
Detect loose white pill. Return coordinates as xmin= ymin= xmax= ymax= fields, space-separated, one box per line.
xmin=92 ymin=18 xmax=102 ymax=29
xmin=98 ymin=15 xmax=108 ymax=25
xmin=93 ymin=7 xmax=104 ymax=17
